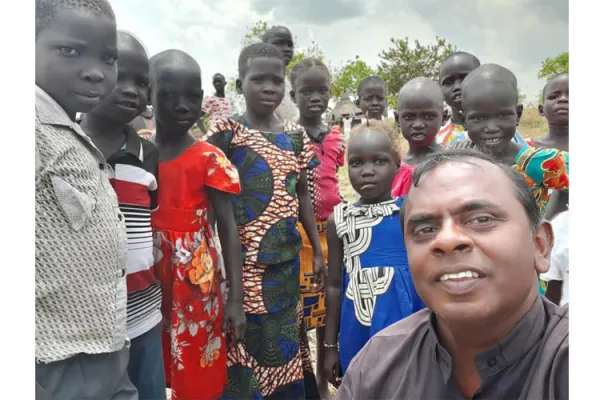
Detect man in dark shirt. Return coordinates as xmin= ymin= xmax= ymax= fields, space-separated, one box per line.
xmin=334 ymin=149 xmax=568 ymax=400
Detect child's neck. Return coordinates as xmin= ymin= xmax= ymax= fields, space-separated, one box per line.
xmin=81 ymin=113 xmax=127 ymax=140
xmin=547 ymin=124 xmax=569 ymax=138
xmin=479 ymin=140 xmax=522 ymax=166
xmin=244 ymin=108 xmax=284 ymax=132
xmin=451 ymin=108 xmax=465 ymax=126
xmin=404 ymin=142 xmax=442 ymax=164
xmin=298 ymin=115 xmax=327 ymax=140
xmin=358 ymin=192 xmax=393 ymax=206
xmin=155 ymin=124 xmax=196 ymax=161
xmin=215 ymin=90 xmax=225 ymax=98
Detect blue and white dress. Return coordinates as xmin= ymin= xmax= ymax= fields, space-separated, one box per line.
xmin=334 ymin=197 xmax=426 ymax=373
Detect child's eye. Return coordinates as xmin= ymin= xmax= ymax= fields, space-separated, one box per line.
xmin=349 ymin=160 xmax=361 ymax=167
xmin=58 ymin=47 xmax=79 ymax=56
xmin=470 ymin=115 xmax=484 ymax=121
xmin=498 ymin=112 xmax=512 ymax=119
xmin=104 ymin=56 xmax=117 ymax=66
xmin=375 ymin=158 xmax=388 ymax=165
xmin=402 ymin=115 xmax=414 ymax=121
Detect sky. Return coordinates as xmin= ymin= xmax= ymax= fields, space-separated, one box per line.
xmin=111 ymin=0 xmax=568 ymax=103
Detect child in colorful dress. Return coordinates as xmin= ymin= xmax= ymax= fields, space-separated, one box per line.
xmin=207 ymin=43 xmax=327 ymax=400
xmin=460 ymin=63 xmax=569 ymax=295
xmin=392 ymin=77 xmax=444 ymax=197
xmin=324 ymin=121 xmax=426 ymax=386
xmin=149 ymin=49 xmax=246 ymax=400
xmin=290 ymin=57 xmax=346 ymax=399
xmin=198 ymin=73 xmax=233 ymax=135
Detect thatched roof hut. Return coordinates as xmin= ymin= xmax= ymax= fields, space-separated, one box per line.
xmin=328 ymin=93 xmax=362 ymax=123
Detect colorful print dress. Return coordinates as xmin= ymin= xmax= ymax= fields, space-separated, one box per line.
xmin=333 ymin=197 xmax=426 ymax=374
xmin=207 ymin=116 xmax=320 ymax=399
xmin=152 ymin=141 xmax=241 ymax=400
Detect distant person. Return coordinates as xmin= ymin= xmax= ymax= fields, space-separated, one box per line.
xmin=392 ymin=77 xmax=445 ymax=197
xmin=356 ymin=75 xmax=387 ymax=121
xmin=80 ymin=31 xmax=165 ymax=400
xmin=262 ymin=25 xmax=300 ymax=121
xmin=198 ymin=73 xmax=233 ymax=135
xmin=534 ymin=72 xmax=569 ymax=151
xmin=324 ymin=121 xmax=426 ymax=388
xmin=35 ymin=0 xmax=137 ymax=398
xmin=335 ymin=149 xmax=568 ymax=400
xmin=437 ymin=51 xmax=528 ymax=146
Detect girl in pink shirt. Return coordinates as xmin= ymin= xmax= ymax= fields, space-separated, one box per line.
xmin=392 ymin=77 xmax=445 ymax=197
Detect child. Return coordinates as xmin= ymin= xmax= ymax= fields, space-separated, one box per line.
xmin=149 ymin=49 xmax=246 ymax=400
xmin=80 ymin=31 xmax=166 ymax=400
xmin=535 ymin=72 xmax=569 ymax=151
xmin=392 ymin=77 xmax=444 ymax=197
xmin=356 ymin=76 xmax=387 ymax=120
xmin=461 ymin=63 xmax=569 ymax=295
xmin=323 ymin=121 xmax=426 ymax=386
xmin=35 ymin=1 xmax=136 ymax=399
xmin=207 ymin=42 xmax=327 ymax=400
xmin=437 ymin=51 xmax=528 ymax=146
xmin=262 ymin=25 xmax=300 ymax=122
xmin=198 ymin=73 xmax=233 ymax=135
xmin=290 ymin=57 xmax=346 ymax=399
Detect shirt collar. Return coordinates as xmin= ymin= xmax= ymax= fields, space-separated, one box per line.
xmin=429 ymin=295 xmax=546 ymax=384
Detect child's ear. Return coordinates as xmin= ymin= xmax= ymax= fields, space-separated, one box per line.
xmin=538 ymin=104 xmax=545 ymax=117
xmin=200 ymin=89 xmax=204 ymax=103
xmin=290 ymin=90 xmax=296 ymax=104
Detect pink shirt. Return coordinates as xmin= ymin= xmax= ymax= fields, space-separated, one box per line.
xmin=202 ymin=95 xmax=233 ymax=126
xmin=392 ymin=162 xmax=417 ymax=197
xmin=308 ymin=125 xmax=346 ymax=221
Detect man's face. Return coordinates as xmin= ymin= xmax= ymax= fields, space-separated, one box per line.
xmin=402 ymin=159 xmax=552 ymax=325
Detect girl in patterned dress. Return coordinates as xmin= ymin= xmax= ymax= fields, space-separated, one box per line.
xmin=324 ymin=121 xmax=426 ymax=386
xmin=149 ymin=50 xmax=246 ymax=400
xmin=207 ymin=43 xmax=327 ymax=399
xmin=289 ymin=58 xmax=346 ymax=399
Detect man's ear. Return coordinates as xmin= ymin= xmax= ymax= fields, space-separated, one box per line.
xmin=533 ymin=221 xmax=554 ymax=275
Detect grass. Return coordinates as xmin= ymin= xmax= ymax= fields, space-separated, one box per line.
xmin=337 ymin=107 xmax=549 ymax=198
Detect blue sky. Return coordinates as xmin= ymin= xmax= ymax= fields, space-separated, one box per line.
xmin=111 ymin=0 xmax=568 ymax=102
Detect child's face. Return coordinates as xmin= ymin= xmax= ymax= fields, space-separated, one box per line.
xmin=439 ymin=56 xmax=478 ymax=111
xmin=463 ymin=82 xmax=518 ymax=153
xmin=213 ymin=75 xmax=226 ymax=92
xmin=89 ymin=42 xmax=150 ymax=124
xmin=540 ymin=74 xmax=569 ymax=126
xmin=398 ymin=96 xmax=443 ymax=149
xmin=35 ymin=9 xmax=118 ymax=119
xmin=242 ymin=57 xmax=286 ymax=116
xmin=359 ymin=84 xmax=387 ymax=120
xmin=151 ymin=64 xmax=203 ymax=134
xmin=347 ymin=130 xmax=398 ymax=203
xmin=292 ymin=68 xmax=330 ymax=120
xmin=265 ymin=31 xmax=294 ymax=66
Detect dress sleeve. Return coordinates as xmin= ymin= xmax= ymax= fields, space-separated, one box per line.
xmin=299 ymin=130 xmax=321 ymax=170
xmin=206 ymin=118 xmax=235 ymax=157
xmin=202 ymin=143 xmax=241 ymax=195
xmin=514 ymin=147 xmax=569 ymax=191
xmin=332 ymin=126 xmax=346 ymax=167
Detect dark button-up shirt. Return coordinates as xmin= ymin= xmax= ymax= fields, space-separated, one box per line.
xmin=335 ymin=296 xmax=568 ymax=400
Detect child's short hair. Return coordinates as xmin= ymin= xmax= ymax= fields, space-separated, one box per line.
xmin=35 ymin=0 xmax=115 ymax=36
xmin=440 ymin=51 xmax=481 ymax=68
xmin=349 ymin=120 xmax=402 ymax=161
xmin=289 ymin=57 xmax=331 ymax=91
xmin=357 ymin=75 xmax=386 ymax=97
xmin=542 ymin=72 xmax=569 ymax=99
xmin=238 ymin=43 xmax=285 ymax=80
xmin=462 ymin=63 xmax=519 ymax=103
xmin=149 ymin=50 xmax=202 ymax=85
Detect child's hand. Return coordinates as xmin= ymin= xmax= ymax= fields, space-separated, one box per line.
xmin=324 ymin=347 xmax=342 ymax=388
xmin=311 ymin=254 xmax=327 ymax=292
xmin=222 ymin=299 xmax=247 ymax=346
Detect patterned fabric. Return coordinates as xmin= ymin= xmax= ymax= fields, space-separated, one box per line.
xmin=130 ymin=111 xmax=155 ymax=140
xmin=391 ymin=162 xmax=417 ymax=197
xmin=207 ymin=116 xmax=320 ymax=399
xmin=202 ymin=95 xmax=233 ymax=127
xmin=436 ymin=120 xmax=529 ymax=147
xmin=230 ymin=93 xmax=246 ymax=116
xmin=306 ymin=125 xmax=346 ymax=221
xmin=152 ymin=141 xmax=241 ymax=400
xmin=299 ymin=221 xmax=328 ymax=330
xmin=513 ymin=146 xmax=569 ymax=214
xmin=35 ymin=86 xmax=128 ymax=363
xmin=333 ymin=197 xmax=426 ymax=374
xmin=104 ymin=127 xmax=162 ymax=340
xmin=274 ymin=76 xmax=300 ymax=122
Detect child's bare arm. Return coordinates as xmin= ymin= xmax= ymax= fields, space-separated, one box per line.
xmin=207 ymin=187 xmax=246 ymax=343
xmin=297 ymin=170 xmax=326 ymax=291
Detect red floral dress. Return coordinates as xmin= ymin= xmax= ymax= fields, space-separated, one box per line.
xmin=152 ymin=141 xmax=241 ymax=400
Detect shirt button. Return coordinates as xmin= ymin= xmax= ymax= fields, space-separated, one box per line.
xmin=120 ymin=268 xmax=126 ymax=278
xmin=99 ymin=163 xmax=105 ymax=170
xmin=487 ymin=358 xmax=497 ymax=367
xmin=118 ymin=214 xmax=123 ymax=221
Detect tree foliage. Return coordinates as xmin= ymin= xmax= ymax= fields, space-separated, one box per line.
xmin=330 ymin=56 xmax=376 ymax=98
xmin=377 ymin=37 xmax=455 ymax=109
xmin=537 ymin=52 xmax=569 ymax=81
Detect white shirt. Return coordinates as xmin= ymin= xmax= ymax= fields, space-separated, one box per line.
xmin=540 ymin=211 xmax=569 ymax=306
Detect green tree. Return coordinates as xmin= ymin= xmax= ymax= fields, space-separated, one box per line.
xmin=537 ymin=52 xmax=569 ymax=80
xmin=377 ymin=37 xmax=455 ymax=109
xmin=330 ymin=55 xmax=376 ymax=99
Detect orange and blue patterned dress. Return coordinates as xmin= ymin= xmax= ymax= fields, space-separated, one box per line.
xmin=207 ymin=115 xmax=320 ymax=400
xmin=152 ymin=141 xmax=241 ymax=400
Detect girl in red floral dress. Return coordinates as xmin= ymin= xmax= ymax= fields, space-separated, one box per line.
xmin=149 ymin=49 xmax=246 ymax=400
